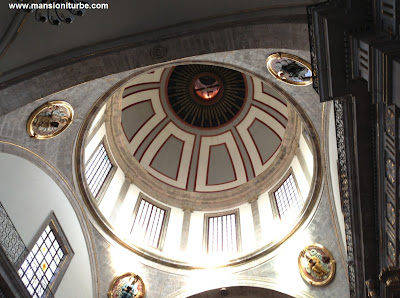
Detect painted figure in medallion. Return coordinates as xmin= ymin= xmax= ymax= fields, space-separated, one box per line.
xmin=108 ymin=273 xmax=145 ymax=298
xmin=266 ymin=53 xmax=312 ymax=86
xmin=26 ymin=101 xmax=74 ymax=139
xmin=298 ymin=244 xmax=336 ymax=286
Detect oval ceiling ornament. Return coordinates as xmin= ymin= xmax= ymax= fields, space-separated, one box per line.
xmin=298 ymin=243 xmax=336 ymax=286
xmin=26 ymin=101 xmax=74 ymax=139
xmin=266 ymin=53 xmax=312 ymax=86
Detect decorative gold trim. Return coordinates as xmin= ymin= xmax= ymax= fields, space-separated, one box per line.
xmin=298 ymin=243 xmax=336 ymax=286
xmin=266 ymin=53 xmax=312 ymax=86
xmin=26 ymin=101 xmax=74 ymax=139
xmin=321 ymin=101 xmax=349 ymax=281
xmin=107 ymin=272 xmax=146 ymax=298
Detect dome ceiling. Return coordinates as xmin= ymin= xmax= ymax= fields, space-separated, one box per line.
xmin=119 ymin=64 xmax=288 ymax=193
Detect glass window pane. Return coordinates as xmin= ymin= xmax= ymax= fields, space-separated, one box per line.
xmin=207 ymin=213 xmax=237 ymax=254
xmin=274 ymin=174 xmax=303 ymax=220
xmin=18 ymin=224 xmax=66 ymax=297
xmin=131 ymin=198 xmax=166 ymax=248
xmin=85 ymin=143 xmax=113 ymax=197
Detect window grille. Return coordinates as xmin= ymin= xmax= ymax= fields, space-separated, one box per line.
xmin=274 ymin=174 xmax=303 ymax=220
xmin=17 ymin=224 xmax=68 ymax=298
xmin=85 ymin=143 xmax=113 ymax=197
xmin=207 ymin=213 xmax=238 ymax=254
xmin=131 ymin=198 xmax=166 ymax=248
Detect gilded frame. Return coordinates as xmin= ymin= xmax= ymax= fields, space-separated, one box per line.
xmin=107 ymin=272 xmax=146 ymax=298
xmin=266 ymin=53 xmax=312 ymax=86
xmin=26 ymin=101 xmax=74 ymax=139
xmin=298 ymin=243 xmax=336 ymax=286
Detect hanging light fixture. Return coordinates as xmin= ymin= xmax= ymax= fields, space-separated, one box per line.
xmin=31 ymin=0 xmax=88 ymax=25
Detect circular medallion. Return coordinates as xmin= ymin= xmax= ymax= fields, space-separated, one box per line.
xmin=298 ymin=244 xmax=336 ymax=286
xmin=266 ymin=53 xmax=312 ymax=86
xmin=167 ymin=65 xmax=246 ymax=128
xmin=26 ymin=101 xmax=74 ymax=139
xmin=107 ymin=272 xmax=145 ymax=298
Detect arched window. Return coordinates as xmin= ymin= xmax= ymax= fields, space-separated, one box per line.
xmin=205 ymin=211 xmax=240 ymax=254
xmin=85 ymin=142 xmax=114 ymax=199
xmin=273 ymin=173 xmax=303 ymax=220
xmin=130 ymin=194 xmax=170 ymax=249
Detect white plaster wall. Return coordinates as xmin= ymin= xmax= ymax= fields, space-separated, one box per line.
xmin=186 ymin=211 xmax=205 ymax=258
xmin=99 ymin=167 xmax=125 ymax=218
xmin=299 ymin=133 xmax=314 ymax=176
xmin=115 ymin=184 xmax=141 ymax=236
xmin=291 ymin=156 xmax=310 ymax=200
xmin=0 ymin=153 xmax=93 ymax=298
xmin=162 ymin=207 xmax=184 ymax=257
xmin=257 ymin=191 xmax=276 ymax=242
xmin=239 ymin=204 xmax=256 ymax=253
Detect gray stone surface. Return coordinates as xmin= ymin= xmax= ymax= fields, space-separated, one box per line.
xmin=0 ymin=49 xmax=347 ymax=298
xmin=0 ymin=20 xmax=311 ymax=116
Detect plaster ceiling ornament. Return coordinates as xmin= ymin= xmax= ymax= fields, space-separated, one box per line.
xmin=107 ymin=272 xmax=145 ymax=298
xmin=298 ymin=244 xmax=336 ymax=286
xmin=115 ymin=64 xmax=295 ymax=196
xmin=33 ymin=0 xmax=87 ymax=25
xmin=26 ymin=101 xmax=74 ymax=139
xmin=266 ymin=53 xmax=312 ymax=86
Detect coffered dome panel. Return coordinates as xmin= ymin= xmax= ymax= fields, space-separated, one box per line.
xmin=118 ymin=64 xmax=290 ymax=194
xmin=103 ymin=62 xmax=303 ymax=210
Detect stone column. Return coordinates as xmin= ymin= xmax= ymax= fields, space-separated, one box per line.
xmin=109 ymin=177 xmax=131 ymax=225
xmin=180 ymin=209 xmax=192 ymax=251
xmin=296 ymin=146 xmax=312 ymax=185
xmin=249 ymin=198 xmax=262 ymax=245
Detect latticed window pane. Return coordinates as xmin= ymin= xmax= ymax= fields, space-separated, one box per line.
xmin=131 ymin=199 xmax=166 ymax=248
xmin=274 ymin=174 xmax=303 ymax=220
xmin=207 ymin=213 xmax=237 ymax=254
xmin=85 ymin=143 xmax=113 ymax=197
xmin=18 ymin=225 xmax=66 ymax=297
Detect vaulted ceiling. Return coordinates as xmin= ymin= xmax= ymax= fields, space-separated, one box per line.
xmin=119 ymin=65 xmax=288 ymax=192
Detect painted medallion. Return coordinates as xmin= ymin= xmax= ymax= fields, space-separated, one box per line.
xmin=298 ymin=243 xmax=336 ymax=286
xmin=107 ymin=272 xmax=145 ymax=298
xmin=266 ymin=53 xmax=312 ymax=86
xmin=26 ymin=101 xmax=74 ymax=139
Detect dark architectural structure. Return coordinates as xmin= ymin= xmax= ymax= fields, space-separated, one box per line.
xmin=308 ymin=0 xmax=400 ymax=296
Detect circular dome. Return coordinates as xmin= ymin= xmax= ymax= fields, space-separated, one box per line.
xmin=77 ymin=60 xmax=321 ymax=268
xmin=104 ymin=63 xmax=303 ymax=210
